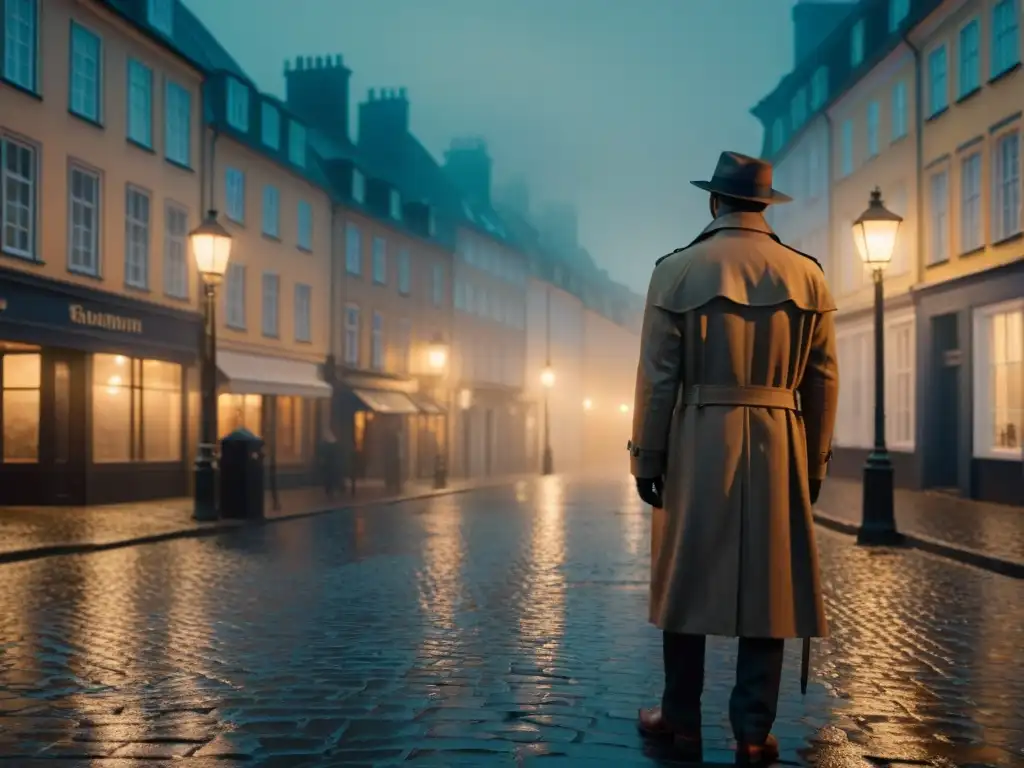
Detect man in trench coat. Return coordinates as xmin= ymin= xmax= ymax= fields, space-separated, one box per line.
xmin=628 ymin=151 xmax=838 ymax=763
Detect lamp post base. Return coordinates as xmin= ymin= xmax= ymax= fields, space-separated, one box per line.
xmin=857 ymin=449 xmax=903 ymax=546
xmin=541 ymin=446 xmax=554 ymax=476
xmin=193 ymin=444 xmax=219 ymax=521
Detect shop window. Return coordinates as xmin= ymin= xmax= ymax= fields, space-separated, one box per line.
xmin=91 ymin=354 xmax=182 ymax=463
xmin=218 ymin=393 xmax=262 ymax=439
xmin=2 ymin=353 xmax=41 ymax=462
xmin=276 ymin=395 xmax=308 ymax=464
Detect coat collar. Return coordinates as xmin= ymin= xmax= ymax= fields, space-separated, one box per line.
xmin=697 ymin=211 xmax=776 ymax=239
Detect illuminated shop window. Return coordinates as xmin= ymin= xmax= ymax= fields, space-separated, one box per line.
xmin=2 ymin=352 xmax=41 ymax=463
xmin=218 ymin=393 xmax=262 ymax=439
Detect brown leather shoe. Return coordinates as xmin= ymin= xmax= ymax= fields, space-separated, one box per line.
xmin=736 ymin=733 xmax=780 ymax=764
xmin=637 ymin=707 xmax=702 ymax=747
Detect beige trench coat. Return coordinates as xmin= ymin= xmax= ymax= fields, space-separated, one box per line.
xmin=629 ymin=211 xmax=838 ymax=640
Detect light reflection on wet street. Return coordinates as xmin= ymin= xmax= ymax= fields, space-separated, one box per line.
xmin=0 ymin=476 xmax=1021 ymax=766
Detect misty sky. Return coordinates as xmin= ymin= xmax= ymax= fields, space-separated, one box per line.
xmin=186 ymin=0 xmax=798 ymax=294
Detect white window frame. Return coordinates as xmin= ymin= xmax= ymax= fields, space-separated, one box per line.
xmin=288 ymin=121 xmax=306 ymax=167
xmin=810 ymin=65 xmax=828 ymax=110
xmin=1 ymin=135 xmax=37 ymax=260
xmin=225 ymin=167 xmax=245 ymax=223
xmin=891 ymin=80 xmax=907 ymax=140
xmin=164 ymin=80 xmax=191 ymax=167
xmin=124 ymin=185 xmax=150 ymax=289
xmin=127 ymin=59 xmax=152 ymax=147
xmin=344 ymin=304 xmax=360 ymax=366
xmin=840 ymin=119 xmax=854 ymax=177
xmin=146 ymin=0 xmax=174 ymax=36
xmin=226 ymin=263 xmax=246 ymax=329
xmin=927 ymin=44 xmax=948 ymax=116
xmin=993 ymin=130 xmax=1020 ymax=241
xmin=352 ymin=168 xmax=366 ymax=203
xmin=226 ymin=77 xmax=249 ymax=132
xmin=261 ymin=185 xmax=279 ymax=238
xmin=3 ymin=0 xmax=38 ymax=92
xmin=294 ymin=283 xmax=312 ymax=343
xmin=372 ymin=236 xmax=386 ymax=284
xmin=885 ymin=319 xmax=916 ymax=450
xmin=850 ymin=19 xmax=865 ymax=67
xmin=371 ymin=311 xmax=384 ymax=370
xmin=866 ymin=100 xmax=880 ymax=157
xmin=388 ymin=189 xmax=402 ymax=220
xmin=397 ymin=248 xmax=411 ymax=295
xmin=345 ymin=223 xmax=361 ymax=275
xmin=261 ymin=272 xmax=279 ymax=338
xmin=67 ymin=163 xmax=101 ymax=276
xmin=991 ymin=0 xmax=1020 ymax=78
xmin=958 ymin=17 xmax=981 ymax=97
xmin=889 ymin=0 xmax=910 ymax=32
xmin=972 ymin=299 xmax=1024 ymax=460
xmin=960 ymin=151 xmax=983 ymax=253
xmin=431 ymin=263 xmax=443 ymax=307
xmin=261 ymin=102 xmax=280 ymax=149
xmin=69 ymin=22 xmax=102 ymax=123
xmin=928 ymin=169 xmax=949 ymax=265
xmin=835 ymin=328 xmax=873 ymax=449
xmin=163 ymin=202 xmax=188 ymax=299
xmin=297 ymin=200 xmax=312 ymax=250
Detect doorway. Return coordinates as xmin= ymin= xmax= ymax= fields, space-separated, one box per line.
xmin=926 ymin=313 xmax=961 ymax=493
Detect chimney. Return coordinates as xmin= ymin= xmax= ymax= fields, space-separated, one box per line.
xmin=792 ymin=1 xmax=856 ymax=67
xmin=284 ymin=53 xmax=351 ymax=139
xmin=358 ymin=87 xmax=410 ymax=155
xmin=444 ymin=137 xmax=492 ymax=206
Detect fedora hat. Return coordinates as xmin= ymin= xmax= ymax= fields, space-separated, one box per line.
xmin=690 ymin=151 xmax=792 ymax=204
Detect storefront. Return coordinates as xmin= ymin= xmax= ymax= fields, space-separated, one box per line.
xmin=0 ymin=267 xmax=201 ymax=505
xmin=214 ymin=349 xmax=332 ymax=489
xmin=914 ymin=259 xmax=1024 ymax=506
xmin=452 ymin=385 xmax=527 ymax=478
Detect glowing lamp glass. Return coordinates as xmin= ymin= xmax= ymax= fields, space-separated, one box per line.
xmin=851 ymin=188 xmax=902 ymax=270
xmin=540 ymin=366 xmax=555 ymax=389
xmin=190 ymin=210 xmax=233 ymax=281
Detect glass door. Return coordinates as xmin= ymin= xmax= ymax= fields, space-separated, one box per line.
xmin=44 ymin=351 xmax=87 ymax=504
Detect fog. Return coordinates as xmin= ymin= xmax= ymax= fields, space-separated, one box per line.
xmin=186 ymin=0 xmax=798 ymax=294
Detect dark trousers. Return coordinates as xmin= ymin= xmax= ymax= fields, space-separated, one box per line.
xmin=661 ymin=631 xmax=785 ymax=745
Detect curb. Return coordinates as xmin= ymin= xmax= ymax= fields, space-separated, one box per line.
xmin=0 ymin=481 xmax=510 ymax=567
xmin=813 ymin=510 xmax=1024 ymax=580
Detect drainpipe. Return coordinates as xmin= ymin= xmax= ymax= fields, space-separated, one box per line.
xmin=902 ymin=34 xmax=924 ymax=287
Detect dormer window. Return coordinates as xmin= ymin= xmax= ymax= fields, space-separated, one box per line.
xmin=288 ymin=121 xmax=306 ymax=167
xmin=226 ymin=77 xmax=249 ymax=132
xmin=147 ymin=0 xmax=173 ymax=36
xmin=352 ymin=169 xmax=366 ymax=203
xmin=850 ymin=19 xmax=865 ymax=68
xmin=261 ymin=102 xmax=279 ymax=149
xmin=389 ymin=189 xmax=402 ymax=220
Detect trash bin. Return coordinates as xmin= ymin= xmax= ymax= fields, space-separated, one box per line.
xmin=219 ymin=428 xmax=265 ymax=520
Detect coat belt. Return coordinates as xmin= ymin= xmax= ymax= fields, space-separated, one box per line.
xmin=683 ymin=384 xmax=801 ymax=412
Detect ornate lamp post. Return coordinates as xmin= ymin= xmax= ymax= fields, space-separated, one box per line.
xmin=426 ymin=332 xmax=450 ymax=489
xmin=851 ymin=188 xmax=904 ymax=546
xmin=190 ymin=209 xmax=233 ymax=521
xmin=540 ymin=363 xmax=555 ymax=475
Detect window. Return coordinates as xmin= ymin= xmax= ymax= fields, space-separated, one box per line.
xmin=3 ymin=0 xmax=38 ymax=91
xmin=886 ymin=321 xmax=915 ymax=449
xmin=69 ymin=23 xmax=101 ymax=122
xmin=124 ymin=186 xmax=150 ymax=289
xmin=810 ymin=65 xmax=828 ymax=110
xmin=1 ymin=136 xmax=36 ymax=259
xmin=297 ymin=200 xmax=312 ymax=250
xmin=891 ymin=81 xmax=907 ymax=140
xmin=165 ymin=81 xmax=191 ymax=166
xmin=372 ymin=236 xmax=386 ymax=284
xmin=164 ymin=203 xmax=188 ymax=299
xmin=991 ymin=0 xmax=1020 ymax=77
xmin=352 ymin=169 xmax=365 ymax=203
xmin=68 ymin=164 xmax=100 ymax=275
xmin=790 ymin=88 xmax=807 ymax=130
xmin=928 ymin=170 xmax=949 ymax=265
xmin=261 ymin=272 xmax=279 ymax=337
xmin=867 ymin=101 xmax=880 ymax=157
xmin=850 ymin=19 xmax=865 ymax=67
xmin=91 ymin=354 xmax=182 ymax=463
xmin=226 ymin=77 xmax=249 ymax=131
xmin=397 ymin=248 xmax=411 ymax=295
xmin=889 ymin=0 xmax=910 ymax=32
xmin=345 ymin=223 xmax=362 ymax=275
xmin=887 ymin=186 xmax=910 ymax=274
xmin=396 ymin=317 xmax=411 ymax=374
xmin=218 ymin=393 xmax=261 ymax=440
xmin=127 ymin=60 xmax=152 ymax=147
xmin=225 ymin=167 xmax=245 ymax=222
xmin=344 ymin=304 xmax=360 ymax=366
xmin=2 ymin=352 xmax=40 ymax=463
xmin=294 ymin=283 xmax=312 ymax=343
xmin=959 ymin=18 xmax=981 ymax=96
xmin=928 ymin=45 xmax=948 ymax=116
xmin=960 ymin=152 xmax=983 ymax=253
xmin=371 ymin=311 xmax=384 ymax=370
xmin=432 ymin=263 xmax=444 ymax=307
xmin=973 ymin=301 xmax=1023 ymax=458
xmin=389 ymin=189 xmax=402 ymax=220
xmin=840 ymin=119 xmax=853 ymax=177
xmin=261 ymin=102 xmax=280 ymax=149
xmin=262 ymin=185 xmax=279 ymax=237
xmin=288 ymin=121 xmax=306 ymax=167
xmin=835 ymin=329 xmax=872 ymax=447
xmin=276 ymin=396 xmax=308 ymax=464
xmin=225 ymin=263 xmax=246 ymax=329
xmin=146 ymin=0 xmax=174 ymax=35
xmin=993 ymin=132 xmax=1020 ymax=240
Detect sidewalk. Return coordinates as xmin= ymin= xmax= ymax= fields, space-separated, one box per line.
xmin=815 ymin=478 xmax=1024 ymax=577
xmin=0 ymin=475 xmax=519 ymax=564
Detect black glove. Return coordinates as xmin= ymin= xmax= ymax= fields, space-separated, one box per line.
xmin=809 ymin=478 xmax=822 ymax=506
xmin=635 ymin=476 xmax=664 ymax=509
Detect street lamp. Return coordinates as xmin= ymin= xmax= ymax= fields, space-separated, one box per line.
xmin=427 ymin=333 xmax=449 ymax=374
xmin=583 ymin=398 xmax=593 ymax=411
xmin=540 ymin=363 xmax=554 ymax=475
xmin=426 ymin=332 xmax=450 ymax=489
xmin=190 ymin=209 xmax=233 ymax=521
xmin=851 ymin=188 xmax=904 ymax=546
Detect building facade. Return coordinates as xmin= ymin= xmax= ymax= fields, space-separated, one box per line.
xmin=0 ymin=0 xmax=205 ymax=504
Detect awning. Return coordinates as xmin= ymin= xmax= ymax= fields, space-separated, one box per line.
xmin=351 ymin=388 xmax=420 ymax=414
xmin=409 ymin=394 xmax=445 ymax=415
xmin=217 ymin=350 xmax=332 ymax=399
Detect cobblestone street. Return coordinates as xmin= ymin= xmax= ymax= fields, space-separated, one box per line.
xmin=0 ymin=477 xmax=1021 ymax=767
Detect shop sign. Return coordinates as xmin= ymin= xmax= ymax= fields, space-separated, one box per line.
xmin=68 ymin=303 xmax=144 ymax=334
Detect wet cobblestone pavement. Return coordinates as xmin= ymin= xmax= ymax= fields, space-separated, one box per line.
xmin=0 ymin=477 xmax=1021 ymax=767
